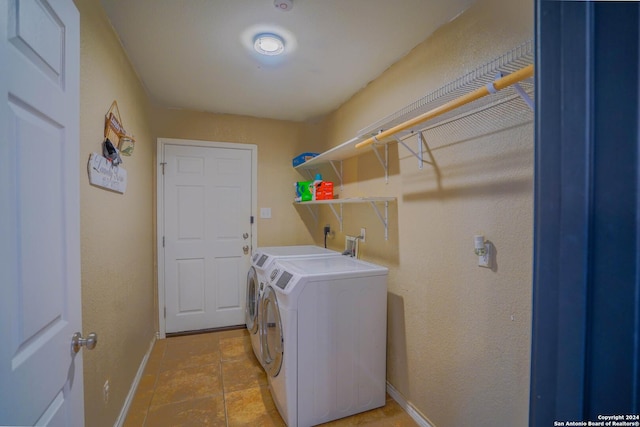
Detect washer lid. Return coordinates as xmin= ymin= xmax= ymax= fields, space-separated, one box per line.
xmin=275 ymin=256 xmax=388 ymax=279
xmin=253 ymin=246 xmax=341 ymax=273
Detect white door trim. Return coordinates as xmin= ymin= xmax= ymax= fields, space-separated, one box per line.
xmin=156 ymin=138 xmax=257 ymax=338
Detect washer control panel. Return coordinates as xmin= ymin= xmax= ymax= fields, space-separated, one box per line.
xmin=274 ymin=271 xmax=293 ymax=290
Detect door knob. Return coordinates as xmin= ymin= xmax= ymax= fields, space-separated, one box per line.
xmin=243 ymin=245 xmax=249 ymax=254
xmin=71 ymin=332 xmax=98 ymax=354
xmin=243 ymin=233 xmax=249 ymax=240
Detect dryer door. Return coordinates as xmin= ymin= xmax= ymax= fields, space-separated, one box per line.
xmin=260 ymin=286 xmax=283 ymax=377
xmin=245 ymin=267 xmax=260 ymax=333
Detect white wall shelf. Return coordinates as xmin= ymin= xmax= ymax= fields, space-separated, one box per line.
xmin=294 ymin=137 xmax=389 ymax=186
xmin=294 ymin=197 xmax=395 ymax=240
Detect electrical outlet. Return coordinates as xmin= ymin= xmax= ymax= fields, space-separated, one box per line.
xmin=103 ymin=380 xmax=110 ymax=403
xmin=478 ymin=243 xmax=491 ymax=268
xmin=360 ymin=228 xmax=366 ymax=242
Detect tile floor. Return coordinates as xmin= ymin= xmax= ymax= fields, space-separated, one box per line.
xmin=124 ymin=327 xmax=418 ymax=426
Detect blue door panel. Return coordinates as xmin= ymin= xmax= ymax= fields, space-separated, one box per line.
xmin=531 ymin=2 xmax=640 ymax=425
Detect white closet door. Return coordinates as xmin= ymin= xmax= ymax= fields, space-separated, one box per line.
xmin=0 ymin=1 xmax=84 ymax=425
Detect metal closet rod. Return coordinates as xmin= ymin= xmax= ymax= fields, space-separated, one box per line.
xmin=355 ymin=64 xmax=535 ymax=149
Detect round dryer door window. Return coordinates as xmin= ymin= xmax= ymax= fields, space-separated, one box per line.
xmin=245 ymin=267 xmax=260 ymax=333
xmin=260 ymin=286 xmax=283 ymax=377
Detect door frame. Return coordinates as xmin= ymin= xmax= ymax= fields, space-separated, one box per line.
xmin=156 ymin=138 xmax=257 ymax=338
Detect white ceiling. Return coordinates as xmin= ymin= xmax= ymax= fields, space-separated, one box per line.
xmin=100 ymin=0 xmax=475 ymax=122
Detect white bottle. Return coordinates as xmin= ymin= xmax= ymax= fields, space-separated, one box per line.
xmin=312 ymin=173 xmax=323 ymax=201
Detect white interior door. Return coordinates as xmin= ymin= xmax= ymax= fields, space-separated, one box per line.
xmin=0 ymin=1 xmax=84 ymax=425
xmin=162 ymin=141 xmax=254 ymax=333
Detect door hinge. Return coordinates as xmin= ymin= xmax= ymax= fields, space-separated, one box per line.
xmin=160 ymin=162 xmax=167 ymax=175
xmin=164 ymin=307 xmax=166 ymax=318
xmin=250 ymin=215 xmax=254 ymax=224
xmin=162 ymin=236 xmax=165 ymax=247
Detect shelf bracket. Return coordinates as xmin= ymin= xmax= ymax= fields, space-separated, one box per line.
xmin=304 ymin=204 xmax=318 ymax=223
xmin=490 ymin=71 xmax=534 ymax=112
xmin=512 ymin=81 xmax=534 ymax=111
xmin=368 ymin=201 xmax=389 ymax=240
xmin=328 ymin=160 xmax=343 ymax=191
xmin=394 ymin=134 xmax=424 ymax=169
xmin=327 ymin=203 xmax=343 ymax=231
xmin=418 ymin=132 xmax=424 ymax=170
xmin=371 ymin=143 xmax=389 ymax=183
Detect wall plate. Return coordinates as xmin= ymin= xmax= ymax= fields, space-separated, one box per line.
xmin=260 ymin=207 xmax=272 ymax=218
xmin=345 ymin=235 xmax=359 ymax=258
xmin=478 ymin=243 xmax=491 ymax=268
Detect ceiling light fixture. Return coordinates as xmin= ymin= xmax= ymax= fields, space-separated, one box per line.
xmin=254 ymin=33 xmax=285 ymax=56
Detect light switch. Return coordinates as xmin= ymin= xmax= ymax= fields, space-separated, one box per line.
xmin=260 ymin=208 xmax=272 ymax=219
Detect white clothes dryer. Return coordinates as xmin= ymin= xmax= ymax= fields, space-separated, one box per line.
xmin=260 ymin=256 xmax=388 ymax=427
xmin=244 ymin=246 xmax=340 ymax=366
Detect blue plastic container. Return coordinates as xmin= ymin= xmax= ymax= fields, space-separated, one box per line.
xmin=292 ymin=152 xmax=319 ymax=167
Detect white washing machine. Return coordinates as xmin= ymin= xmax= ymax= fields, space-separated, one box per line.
xmin=260 ymin=256 xmax=388 ymax=427
xmin=245 ymin=246 xmax=340 ymax=366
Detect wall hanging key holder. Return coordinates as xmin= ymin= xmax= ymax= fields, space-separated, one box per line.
xmin=87 ymin=100 xmax=132 ymax=193
xmin=104 ymin=100 xmax=135 ymax=156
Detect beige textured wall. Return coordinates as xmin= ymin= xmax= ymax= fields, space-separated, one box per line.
xmin=75 ymin=1 xmax=156 ymax=425
xmin=150 ymin=107 xmax=318 ymax=246
xmin=318 ymin=0 xmax=534 ymax=425
xmin=75 ymin=0 xmax=532 ymax=425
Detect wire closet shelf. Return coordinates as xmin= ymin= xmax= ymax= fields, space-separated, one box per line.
xmin=356 ymin=39 xmax=534 ymax=150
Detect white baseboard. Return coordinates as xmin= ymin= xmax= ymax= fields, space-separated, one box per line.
xmin=115 ymin=335 xmax=157 ymax=427
xmin=387 ymin=382 xmax=434 ymax=427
